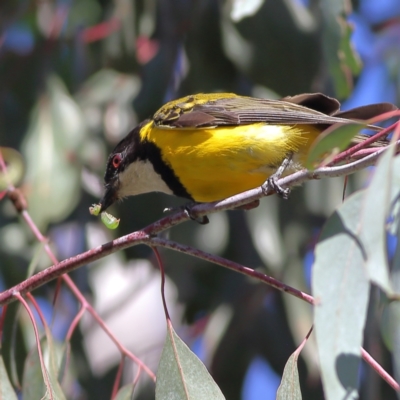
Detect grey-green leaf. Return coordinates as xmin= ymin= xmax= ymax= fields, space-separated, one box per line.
xmin=155 ymin=324 xmax=225 ymax=400
xmin=21 ymin=75 xmax=85 ymax=230
xmin=359 ymin=144 xmax=396 ymax=294
xmin=22 ymin=342 xmax=47 ymax=400
xmin=114 ymin=383 xmax=135 ymax=400
xmin=22 ymin=336 xmax=66 ymax=400
xmin=276 ymin=352 xmax=302 ymax=400
xmin=313 ymin=191 xmax=370 ymax=400
xmin=0 ymin=353 xmax=17 ymax=400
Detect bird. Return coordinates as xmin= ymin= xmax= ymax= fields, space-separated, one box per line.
xmin=98 ymin=92 xmax=396 ymax=213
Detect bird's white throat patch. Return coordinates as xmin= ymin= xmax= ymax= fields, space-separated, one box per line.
xmin=118 ymin=160 xmax=173 ymax=197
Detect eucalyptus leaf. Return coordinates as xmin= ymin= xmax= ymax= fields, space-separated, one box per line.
xmin=22 ymin=336 xmax=66 ymax=400
xmin=0 ymin=352 xmax=17 ymax=400
xmin=276 ymin=351 xmax=302 ymax=400
xmin=114 ymin=383 xmax=135 ymax=400
xmin=359 ymin=144 xmax=396 ymax=293
xmin=22 ymin=75 xmax=86 ymax=230
xmin=230 ymin=0 xmax=264 ymax=22
xmin=306 ymin=123 xmax=366 ymax=169
xmin=313 ymin=191 xmax=370 ymax=400
xmin=156 ymin=323 xmax=225 ymax=400
xmin=320 ymin=0 xmax=360 ymax=97
xmin=0 ymin=147 xmax=24 ymax=190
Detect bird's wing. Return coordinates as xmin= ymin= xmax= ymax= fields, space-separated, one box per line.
xmin=153 ymin=93 xmax=396 ymax=129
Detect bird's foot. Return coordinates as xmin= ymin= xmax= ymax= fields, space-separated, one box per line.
xmin=261 ymin=153 xmax=292 ymax=199
xmin=163 ymin=203 xmax=209 ymax=224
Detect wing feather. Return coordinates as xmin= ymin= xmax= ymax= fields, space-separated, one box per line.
xmin=153 ymin=93 xmax=396 ymax=129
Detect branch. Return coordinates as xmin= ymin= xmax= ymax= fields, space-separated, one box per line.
xmin=0 ymin=144 xmax=392 ymax=306
xmin=1 ymin=142 xmax=399 ymax=392
xmin=151 ymin=237 xmax=314 ymax=305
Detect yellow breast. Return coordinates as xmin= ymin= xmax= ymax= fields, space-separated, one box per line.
xmin=140 ymin=121 xmax=320 ymax=202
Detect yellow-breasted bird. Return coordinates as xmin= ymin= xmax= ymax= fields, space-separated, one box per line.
xmin=98 ymin=92 xmax=396 ymax=212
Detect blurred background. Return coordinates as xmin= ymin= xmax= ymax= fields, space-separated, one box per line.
xmin=0 ymin=0 xmax=399 ymax=399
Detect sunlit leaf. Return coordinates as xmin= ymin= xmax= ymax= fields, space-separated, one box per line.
xmin=230 ymin=0 xmax=265 ymax=22
xmin=359 ymin=144 xmax=397 ymax=293
xmin=313 ymin=191 xmax=370 ymax=400
xmin=276 ymin=351 xmax=302 ymax=400
xmin=381 ymin=195 xmax=400 ymax=384
xmin=76 ymin=69 xmax=140 ymax=107
xmin=155 ymin=323 xmax=225 ymax=400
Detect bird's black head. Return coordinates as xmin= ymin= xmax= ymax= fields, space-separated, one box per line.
xmin=99 ymin=124 xmax=143 ymax=212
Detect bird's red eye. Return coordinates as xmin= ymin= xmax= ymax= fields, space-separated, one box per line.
xmin=112 ymin=154 xmax=122 ymax=168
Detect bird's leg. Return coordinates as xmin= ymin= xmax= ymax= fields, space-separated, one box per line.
xmin=261 ymin=153 xmax=293 ymax=199
xmin=164 ymin=203 xmax=209 ymax=224
xmin=184 ymin=205 xmax=209 ymax=224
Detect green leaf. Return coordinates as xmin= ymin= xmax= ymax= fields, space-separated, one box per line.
xmin=276 ymin=352 xmax=302 ymax=400
xmin=306 ymin=123 xmax=366 ymax=169
xmin=43 ymin=327 xmax=66 ymax=400
xmin=22 ymin=333 xmax=66 ymax=400
xmin=21 ymin=75 xmax=85 ymax=230
xmin=0 ymin=352 xmax=17 ymax=400
xmin=114 ymin=383 xmax=135 ymax=400
xmin=22 ymin=340 xmax=47 ymax=400
xmin=155 ymin=322 xmax=225 ymax=400
xmin=320 ymin=0 xmax=361 ymax=97
xmin=313 ymin=191 xmax=370 ymax=400
xmin=0 ymin=147 xmax=24 ymax=191
xmin=66 ymin=0 xmax=101 ymax=33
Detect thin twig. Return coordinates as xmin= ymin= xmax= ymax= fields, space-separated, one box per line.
xmin=151 ymin=237 xmax=315 ymax=305
xmin=152 ymin=247 xmax=171 ymax=320
xmin=0 ymin=145 xmax=392 ymax=307
xmin=1 ymin=141 xmax=399 ymax=393
xmin=361 ymin=348 xmax=400 ymax=392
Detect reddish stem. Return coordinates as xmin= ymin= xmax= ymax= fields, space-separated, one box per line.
xmin=152 ymin=247 xmax=171 ymax=320
xmin=294 ymin=325 xmax=314 ymax=357
xmin=151 ymin=237 xmax=315 ymax=305
xmin=65 ymin=306 xmax=86 ymax=342
xmin=0 ymin=305 xmax=7 ymax=343
xmin=111 ymin=356 xmax=125 ymax=399
xmin=361 ymin=348 xmax=399 ymax=392
xmin=14 ymin=292 xmax=53 ymax=400
xmin=329 ymin=122 xmax=398 ymax=166
xmin=26 ymin=293 xmax=48 ymax=330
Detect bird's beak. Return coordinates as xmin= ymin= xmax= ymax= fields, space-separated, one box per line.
xmin=99 ymin=184 xmax=118 ymax=213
